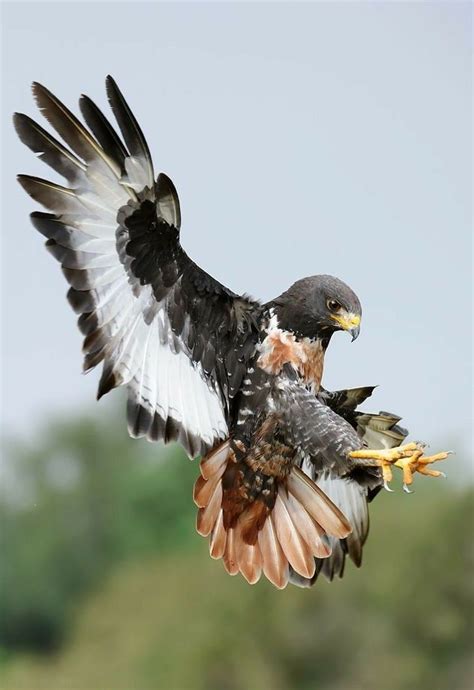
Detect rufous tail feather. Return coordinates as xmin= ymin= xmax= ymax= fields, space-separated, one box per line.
xmin=194 ymin=440 xmax=352 ymax=589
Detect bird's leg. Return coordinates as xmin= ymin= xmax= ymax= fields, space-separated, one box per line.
xmin=348 ymin=442 xmax=452 ymax=492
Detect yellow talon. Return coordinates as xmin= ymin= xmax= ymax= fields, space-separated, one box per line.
xmin=417 ymin=451 xmax=451 ymax=465
xmin=348 ymin=443 xmax=452 ymax=492
xmin=417 ymin=466 xmax=447 ymax=478
xmin=394 ymin=449 xmax=423 ymax=493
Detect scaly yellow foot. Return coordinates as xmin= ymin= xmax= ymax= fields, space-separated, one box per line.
xmin=348 ymin=442 xmax=452 ymax=493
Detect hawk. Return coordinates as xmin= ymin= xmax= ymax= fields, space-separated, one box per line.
xmin=15 ymin=77 xmax=450 ymax=589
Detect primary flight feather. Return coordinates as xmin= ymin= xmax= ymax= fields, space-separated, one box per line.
xmin=15 ymin=77 xmax=450 ymax=589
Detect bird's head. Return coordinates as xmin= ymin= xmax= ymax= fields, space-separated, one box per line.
xmin=270 ymin=275 xmax=362 ymax=342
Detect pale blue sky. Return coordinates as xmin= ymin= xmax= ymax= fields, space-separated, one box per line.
xmin=1 ymin=1 xmax=472 ymax=460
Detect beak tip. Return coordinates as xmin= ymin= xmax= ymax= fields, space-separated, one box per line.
xmin=350 ymin=326 xmax=361 ymax=342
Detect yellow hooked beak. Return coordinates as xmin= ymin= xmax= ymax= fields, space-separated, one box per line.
xmin=331 ymin=312 xmax=361 ymax=341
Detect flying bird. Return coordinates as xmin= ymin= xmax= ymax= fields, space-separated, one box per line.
xmin=15 ymin=77 xmax=450 ymax=588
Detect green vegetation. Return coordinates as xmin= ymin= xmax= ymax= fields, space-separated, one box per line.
xmin=0 ymin=408 xmax=472 ymax=689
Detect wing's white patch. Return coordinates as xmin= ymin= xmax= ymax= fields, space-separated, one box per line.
xmin=22 ymin=101 xmax=228 ymax=454
xmin=88 ymin=245 xmax=228 ymax=450
xmin=127 ymin=327 xmax=227 ymax=446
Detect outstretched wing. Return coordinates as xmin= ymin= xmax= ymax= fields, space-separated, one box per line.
xmin=15 ymin=77 xmax=260 ymax=456
xmin=281 ymin=383 xmax=408 ymax=586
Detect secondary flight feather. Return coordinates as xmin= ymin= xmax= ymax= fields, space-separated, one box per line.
xmin=15 ymin=77 xmax=450 ymax=588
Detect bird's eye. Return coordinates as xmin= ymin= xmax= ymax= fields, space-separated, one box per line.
xmin=327 ymin=299 xmax=342 ymax=312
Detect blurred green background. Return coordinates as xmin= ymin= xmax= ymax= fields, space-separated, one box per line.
xmin=0 ymin=406 xmax=472 ymax=690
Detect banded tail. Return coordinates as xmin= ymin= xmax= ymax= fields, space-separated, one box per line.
xmin=193 ymin=440 xmax=351 ymax=589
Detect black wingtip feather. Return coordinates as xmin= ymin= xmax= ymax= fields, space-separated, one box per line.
xmin=30 ymin=82 xmax=61 ymax=117
xmin=127 ymin=399 xmax=153 ymax=439
xmin=79 ymin=93 xmax=129 ymax=170
xmin=14 ymin=111 xmax=84 ymax=178
xmin=105 ymin=75 xmax=154 ymax=184
xmin=14 ymin=113 xmax=38 ymax=145
xmin=30 ymin=211 xmax=60 ymax=239
xmin=67 ymin=286 xmax=94 ymax=314
xmin=13 ymin=112 xmax=27 ymax=135
xmin=29 ymin=81 xmax=113 ymax=168
xmin=31 ymin=81 xmax=42 ymax=97
xmin=97 ymin=365 xmax=120 ymax=400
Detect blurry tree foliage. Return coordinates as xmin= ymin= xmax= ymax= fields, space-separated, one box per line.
xmin=0 ymin=411 xmax=197 ymax=652
xmin=0 ymin=409 xmax=472 ymax=690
